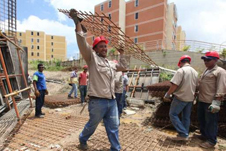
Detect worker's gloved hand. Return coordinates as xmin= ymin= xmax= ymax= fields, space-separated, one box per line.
xmin=35 ymin=90 xmax=40 ymax=97
xmin=45 ymin=89 xmax=49 ymax=95
xmin=163 ymin=93 xmax=171 ymax=102
xmin=69 ymin=9 xmax=83 ymax=25
xmin=208 ymin=100 xmax=221 ymax=113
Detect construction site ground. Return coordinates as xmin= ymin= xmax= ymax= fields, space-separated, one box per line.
xmin=2 ymin=71 xmax=226 ymax=151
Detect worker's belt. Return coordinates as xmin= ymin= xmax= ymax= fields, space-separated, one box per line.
xmin=89 ymin=96 xmax=114 ymax=100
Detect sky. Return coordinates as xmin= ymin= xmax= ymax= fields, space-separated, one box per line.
xmin=17 ymin=0 xmax=226 ymax=59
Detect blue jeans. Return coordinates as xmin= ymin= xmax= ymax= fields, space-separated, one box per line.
xmin=121 ymin=90 xmax=127 ymax=108
xmin=79 ymin=98 xmax=121 ymax=151
xmin=35 ymin=90 xmax=45 ymax=116
xmin=169 ymin=97 xmax=193 ymax=137
xmin=198 ymin=101 xmax=219 ymax=145
xmin=68 ymin=83 xmax=77 ymax=98
xmin=115 ymin=93 xmax=123 ymax=118
xmin=79 ymin=85 xmax=87 ymax=103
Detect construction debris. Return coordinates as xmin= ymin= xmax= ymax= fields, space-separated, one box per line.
xmin=45 ymin=94 xmax=81 ymax=108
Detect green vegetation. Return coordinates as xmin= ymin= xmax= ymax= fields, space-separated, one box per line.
xmin=159 ymin=71 xmax=174 ymax=82
xmin=108 ymin=48 xmax=116 ymax=56
xmin=29 ymin=59 xmax=64 ymax=71
xmin=182 ymin=45 xmax=190 ymax=51
xmin=221 ymin=48 xmax=226 ymax=59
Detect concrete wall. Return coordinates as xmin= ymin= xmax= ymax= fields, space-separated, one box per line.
xmin=129 ymin=50 xmax=206 ymax=72
xmin=61 ymin=50 xmax=206 ymax=73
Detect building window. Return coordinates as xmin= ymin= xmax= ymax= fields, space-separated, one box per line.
xmin=135 ymin=0 xmax=139 ymax=7
xmin=31 ymin=38 xmax=33 ymax=42
xmin=134 ymin=38 xmax=138 ymax=44
xmin=100 ymin=4 xmax=104 ymax=11
xmin=51 ymin=42 xmax=53 ymax=46
xmin=135 ymin=12 xmax=139 ymax=19
xmin=19 ymin=33 xmax=22 ymax=36
xmin=37 ymin=32 xmax=39 ymax=36
xmin=37 ymin=39 xmax=39 ymax=43
xmin=52 ymin=49 xmax=54 ymax=52
xmin=31 ymin=45 xmax=34 ymax=49
xmin=19 ymin=39 xmax=22 ymax=43
xmin=51 ymin=55 xmax=53 ymax=58
xmin=109 ymin=13 xmax=111 ymax=20
xmin=92 ymin=36 xmax=95 ymax=42
xmin=31 ymin=31 xmax=33 ymax=35
xmin=135 ymin=25 xmax=138 ymax=32
xmin=37 ymin=46 xmax=39 ymax=50
xmin=37 ymin=52 xmax=39 ymax=56
xmin=31 ymin=52 xmax=34 ymax=56
xmin=109 ymin=0 xmax=112 ymax=8
xmin=51 ymin=36 xmax=54 ymax=39
xmin=100 ymin=17 xmax=104 ymax=23
xmin=108 ymin=25 xmax=111 ymax=32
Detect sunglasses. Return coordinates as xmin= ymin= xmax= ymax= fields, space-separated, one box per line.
xmin=203 ymin=59 xmax=212 ymax=62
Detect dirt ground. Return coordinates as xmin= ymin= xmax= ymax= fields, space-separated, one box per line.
xmin=3 ymin=71 xmax=226 ymax=151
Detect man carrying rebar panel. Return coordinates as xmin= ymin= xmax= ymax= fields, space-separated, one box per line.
xmin=69 ymin=9 xmax=127 ymax=151
xmin=33 ymin=63 xmax=48 ymax=118
xmin=164 ymin=55 xmax=198 ymax=141
xmin=196 ymin=51 xmax=226 ymax=149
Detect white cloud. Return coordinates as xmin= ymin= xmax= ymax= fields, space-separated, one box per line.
xmin=17 ymin=15 xmax=75 ymax=45
xmin=169 ymin=0 xmax=226 ymax=44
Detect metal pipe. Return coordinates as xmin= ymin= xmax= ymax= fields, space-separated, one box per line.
xmin=0 ymin=77 xmax=11 ymax=109
xmin=4 ymin=86 xmax=31 ymax=98
xmin=16 ymin=49 xmax=33 ymax=107
xmin=0 ymin=48 xmax=21 ymax=123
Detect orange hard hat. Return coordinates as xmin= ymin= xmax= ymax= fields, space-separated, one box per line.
xmin=178 ymin=55 xmax=191 ymax=67
xmin=92 ymin=36 xmax=108 ymax=48
xmin=201 ymin=51 xmax=219 ymax=60
xmin=83 ymin=65 xmax=88 ymax=69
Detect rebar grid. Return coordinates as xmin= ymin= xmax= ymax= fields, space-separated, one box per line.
xmin=58 ymin=9 xmax=157 ymax=66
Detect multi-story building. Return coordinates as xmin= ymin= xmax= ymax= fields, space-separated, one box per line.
xmin=86 ymin=0 xmax=185 ymax=51
xmin=176 ymin=26 xmax=186 ymax=51
xmin=16 ymin=30 xmax=67 ymax=61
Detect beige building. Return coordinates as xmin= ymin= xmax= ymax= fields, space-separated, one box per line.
xmin=16 ymin=30 xmax=67 ymax=61
xmin=176 ymin=26 xmax=186 ymax=51
xmin=166 ymin=3 xmax=177 ymax=50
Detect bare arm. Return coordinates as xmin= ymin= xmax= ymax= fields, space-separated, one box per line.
xmin=166 ymin=83 xmax=178 ymax=95
xmin=116 ymin=49 xmax=127 ymax=71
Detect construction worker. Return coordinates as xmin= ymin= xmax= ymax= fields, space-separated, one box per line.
xmin=113 ymin=60 xmax=123 ymax=119
xmin=164 ymin=55 xmax=198 ymax=141
xmin=122 ymin=72 xmax=128 ymax=109
xmin=68 ymin=67 xmax=78 ymax=99
xmin=69 ymin=9 xmax=127 ymax=151
xmin=79 ymin=65 xmax=88 ymax=105
xmin=33 ymin=63 xmax=48 ymax=118
xmin=197 ymin=51 xmax=226 ymax=148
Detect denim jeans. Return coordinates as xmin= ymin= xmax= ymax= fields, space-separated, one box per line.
xmin=121 ymin=90 xmax=127 ymax=108
xmin=68 ymin=83 xmax=77 ymax=98
xmin=79 ymin=98 xmax=120 ymax=151
xmin=115 ymin=93 xmax=123 ymax=118
xmin=79 ymin=85 xmax=87 ymax=103
xmin=198 ymin=101 xmax=219 ymax=145
xmin=35 ymin=90 xmax=45 ymax=116
xmin=169 ymin=97 xmax=193 ymax=137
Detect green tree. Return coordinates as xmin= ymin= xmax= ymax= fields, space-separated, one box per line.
xmin=182 ymin=45 xmax=190 ymax=51
xmin=221 ymin=48 xmax=226 ymax=59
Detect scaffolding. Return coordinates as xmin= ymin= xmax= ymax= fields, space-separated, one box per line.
xmin=0 ymin=0 xmax=17 ymax=37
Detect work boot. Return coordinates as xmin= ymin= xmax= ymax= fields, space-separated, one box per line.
xmin=78 ymin=143 xmax=88 ymax=150
xmin=200 ymin=141 xmax=215 ymax=149
xmin=68 ymin=95 xmax=73 ymax=99
xmin=35 ymin=115 xmax=44 ymax=118
xmin=171 ymin=136 xmax=189 ymax=141
xmin=193 ymin=133 xmax=206 ymax=141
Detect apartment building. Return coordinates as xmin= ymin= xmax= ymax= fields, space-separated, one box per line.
xmin=16 ymin=30 xmax=67 ymax=61
xmin=86 ymin=0 xmax=185 ymax=51
xmin=176 ymin=26 xmax=186 ymax=51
